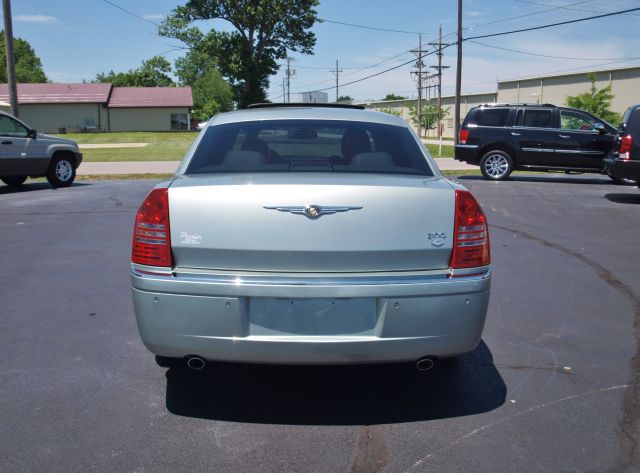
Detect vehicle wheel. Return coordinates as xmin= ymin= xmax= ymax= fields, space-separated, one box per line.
xmin=608 ymin=174 xmax=637 ymax=186
xmin=480 ymin=150 xmax=514 ymax=181
xmin=155 ymin=355 xmax=179 ymax=368
xmin=46 ymin=154 xmax=76 ymax=188
xmin=1 ymin=175 xmax=27 ymax=187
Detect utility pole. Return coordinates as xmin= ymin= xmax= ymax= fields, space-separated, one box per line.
xmin=410 ymin=34 xmax=428 ymax=139
xmin=454 ymin=0 xmax=463 ymax=144
xmin=429 ymin=25 xmax=449 ymax=154
xmin=285 ymin=57 xmax=295 ymax=103
xmin=330 ymin=59 xmax=342 ymax=102
xmin=282 ymin=77 xmax=286 ymax=103
xmin=3 ymin=0 xmax=18 ymax=117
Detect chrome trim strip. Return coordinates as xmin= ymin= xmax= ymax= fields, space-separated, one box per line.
xmin=522 ymin=147 xmax=555 ymax=153
xmin=131 ymin=263 xmax=173 ymax=277
xmin=132 ymin=266 xmax=491 ymax=287
xmin=455 ymin=144 xmax=479 ymax=149
xmin=555 ymin=149 xmax=604 ymax=155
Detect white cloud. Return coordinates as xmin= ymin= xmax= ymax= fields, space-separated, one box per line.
xmin=14 ymin=14 xmax=57 ymax=24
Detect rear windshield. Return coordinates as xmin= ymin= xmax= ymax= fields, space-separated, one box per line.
xmin=185 ymin=120 xmax=433 ymax=176
xmin=620 ymin=107 xmax=634 ymax=131
xmin=468 ymin=108 xmax=510 ymax=127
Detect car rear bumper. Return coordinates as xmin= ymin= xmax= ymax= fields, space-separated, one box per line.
xmin=610 ymin=159 xmax=640 ymax=182
xmin=131 ymin=265 xmax=491 ymax=364
xmin=454 ymin=144 xmax=481 ymax=164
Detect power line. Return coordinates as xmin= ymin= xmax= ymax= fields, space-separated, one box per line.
xmin=318 ymin=17 xmax=433 ymax=35
xmin=100 ymin=0 xmax=161 ymax=27
xmin=438 ymin=59 xmax=640 ymax=92
xmin=298 ymin=47 xmax=449 ymax=95
xmin=270 ymin=50 xmax=413 ymax=94
xmin=468 ymin=39 xmax=640 ymax=61
xmin=468 ymin=0 xmax=593 ymax=29
xmin=514 ymin=0 xmax=640 ymax=17
xmin=465 ymin=7 xmax=640 ymax=40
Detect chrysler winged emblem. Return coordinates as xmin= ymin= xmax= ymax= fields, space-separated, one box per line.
xmin=264 ymin=205 xmax=363 ymax=219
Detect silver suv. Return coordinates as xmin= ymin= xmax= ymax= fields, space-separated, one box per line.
xmin=0 ymin=111 xmax=82 ymax=188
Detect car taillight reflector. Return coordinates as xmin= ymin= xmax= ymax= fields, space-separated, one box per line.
xmin=131 ymin=188 xmax=173 ymax=267
xmin=620 ymin=134 xmax=633 ymax=160
xmin=459 ymin=129 xmax=470 ymax=145
xmin=449 ymin=190 xmax=490 ymax=270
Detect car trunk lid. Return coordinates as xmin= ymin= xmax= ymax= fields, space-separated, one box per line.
xmin=168 ymin=173 xmax=454 ymax=273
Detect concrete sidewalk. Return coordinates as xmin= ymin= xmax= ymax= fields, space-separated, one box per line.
xmin=77 ymin=158 xmax=477 ymax=175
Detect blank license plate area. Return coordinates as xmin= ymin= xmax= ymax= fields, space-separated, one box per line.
xmin=249 ymin=298 xmax=377 ymax=336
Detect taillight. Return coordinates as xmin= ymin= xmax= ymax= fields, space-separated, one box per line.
xmin=459 ymin=129 xmax=470 ymax=145
xmin=619 ymin=134 xmax=633 ymax=160
xmin=449 ymin=190 xmax=490 ymax=270
xmin=131 ymin=188 xmax=173 ymax=267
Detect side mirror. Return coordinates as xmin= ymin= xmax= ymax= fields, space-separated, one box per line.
xmin=28 ymin=129 xmax=37 ymax=139
xmin=594 ymin=123 xmax=606 ymax=134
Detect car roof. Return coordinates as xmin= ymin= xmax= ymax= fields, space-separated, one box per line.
xmin=209 ymin=105 xmax=408 ymax=128
xmin=474 ymin=103 xmax=557 ymax=108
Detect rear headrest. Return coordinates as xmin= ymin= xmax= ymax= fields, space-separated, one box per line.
xmin=350 ymin=152 xmax=394 ymax=169
xmin=341 ymin=129 xmax=371 ymax=158
xmin=241 ymin=138 xmax=270 ymax=156
xmin=223 ymin=150 xmax=266 ymax=167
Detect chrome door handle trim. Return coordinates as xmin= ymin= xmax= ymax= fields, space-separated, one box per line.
xmin=559 ymin=135 xmax=571 ymax=139
xmin=510 ymin=132 xmax=521 ymax=136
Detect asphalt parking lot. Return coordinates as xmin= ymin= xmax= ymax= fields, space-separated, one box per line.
xmin=1 ymin=175 xmax=639 ymax=473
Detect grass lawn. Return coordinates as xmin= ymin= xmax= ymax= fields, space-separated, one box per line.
xmin=52 ymin=131 xmax=198 ymax=162
xmin=425 ymin=143 xmax=454 ymax=158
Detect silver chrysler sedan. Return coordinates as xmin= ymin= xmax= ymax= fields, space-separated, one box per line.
xmin=131 ymin=104 xmax=491 ymax=370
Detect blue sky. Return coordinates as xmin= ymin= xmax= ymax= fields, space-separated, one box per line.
xmin=8 ymin=0 xmax=640 ymax=102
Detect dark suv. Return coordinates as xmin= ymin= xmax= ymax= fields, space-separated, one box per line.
xmin=605 ymin=104 xmax=640 ymax=186
xmin=454 ymin=103 xmax=617 ymax=181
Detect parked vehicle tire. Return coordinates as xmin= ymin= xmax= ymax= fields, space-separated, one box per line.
xmin=480 ymin=150 xmax=514 ymax=181
xmin=1 ymin=175 xmax=27 ymax=187
xmin=608 ymin=173 xmax=637 ymax=186
xmin=46 ymin=154 xmax=76 ymax=188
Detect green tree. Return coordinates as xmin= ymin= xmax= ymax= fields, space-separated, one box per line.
xmin=175 ymin=48 xmax=234 ymax=120
xmin=0 ymin=34 xmax=47 ymax=83
xmin=382 ymin=93 xmax=406 ymax=101
xmin=408 ymin=102 xmax=450 ymax=137
xmin=191 ymin=69 xmax=234 ymax=120
xmin=565 ymin=73 xmax=621 ymax=125
xmin=95 ymin=56 xmax=175 ymax=87
xmin=160 ymin=0 xmax=319 ymax=108
xmin=337 ymin=95 xmax=353 ymax=102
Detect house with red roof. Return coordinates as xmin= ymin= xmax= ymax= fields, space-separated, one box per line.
xmin=0 ymin=83 xmax=193 ymax=133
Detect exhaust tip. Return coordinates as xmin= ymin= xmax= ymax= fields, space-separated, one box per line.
xmin=186 ymin=356 xmax=206 ymax=370
xmin=416 ymin=357 xmax=435 ymax=371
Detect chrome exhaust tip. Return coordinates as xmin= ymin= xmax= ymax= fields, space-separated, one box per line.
xmin=186 ymin=356 xmax=206 ymax=370
xmin=416 ymin=357 xmax=435 ymax=371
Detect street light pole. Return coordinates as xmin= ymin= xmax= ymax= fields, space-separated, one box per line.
xmin=3 ymin=0 xmax=18 ymax=117
xmin=454 ymin=0 xmax=463 ymax=144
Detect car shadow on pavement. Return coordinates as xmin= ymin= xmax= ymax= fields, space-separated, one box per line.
xmin=456 ymin=175 xmax=614 ymax=185
xmin=164 ymin=340 xmax=506 ymax=425
xmin=0 ymin=182 xmax=90 ymax=194
xmin=604 ymin=192 xmax=640 ymax=204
